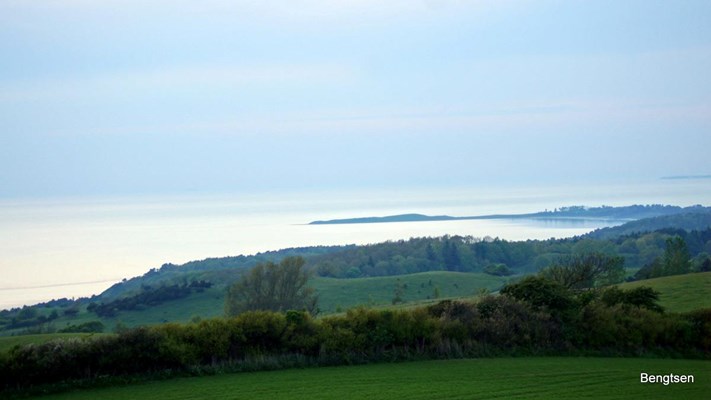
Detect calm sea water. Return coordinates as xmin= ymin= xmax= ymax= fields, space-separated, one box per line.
xmin=1 ymin=180 xmax=709 ymax=309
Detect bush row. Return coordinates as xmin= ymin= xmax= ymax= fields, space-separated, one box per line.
xmin=2 ymin=294 xmax=710 ymax=393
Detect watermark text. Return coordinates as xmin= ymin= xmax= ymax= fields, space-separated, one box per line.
xmin=640 ymin=373 xmax=694 ymax=385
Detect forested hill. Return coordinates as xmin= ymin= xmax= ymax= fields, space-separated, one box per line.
xmin=309 ymin=204 xmax=710 ymax=225
xmin=585 ymin=211 xmax=711 ymax=239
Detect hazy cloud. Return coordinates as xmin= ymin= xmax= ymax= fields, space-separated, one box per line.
xmin=0 ymin=63 xmax=357 ymax=103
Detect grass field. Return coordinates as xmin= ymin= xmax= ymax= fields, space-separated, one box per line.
xmin=30 ymin=357 xmax=711 ymax=400
xmin=313 ymin=271 xmax=508 ymax=313
xmin=0 ymin=333 xmax=110 ymax=353
xmin=109 ymin=271 xmax=508 ymax=324
xmin=619 ymin=271 xmax=711 ymax=313
xmin=97 ymin=271 xmax=711 ymax=328
xmin=0 ymin=271 xmax=507 ymax=335
xmin=78 ymin=271 xmax=505 ymax=329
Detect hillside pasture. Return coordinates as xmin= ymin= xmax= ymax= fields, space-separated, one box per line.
xmin=312 ymin=271 xmax=508 ymax=313
xmin=619 ymin=272 xmax=711 ymax=313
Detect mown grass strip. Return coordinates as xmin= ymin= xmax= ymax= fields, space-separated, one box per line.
xmin=31 ymin=357 xmax=711 ymax=400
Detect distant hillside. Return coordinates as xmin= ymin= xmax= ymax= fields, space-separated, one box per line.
xmin=585 ymin=211 xmax=711 ymax=240
xmin=88 ymin=204 xmax=711 ymax=300
xmin=309 ymin=204 xmax=709 ymax=225
xmin=5 ymin=204 xmax=711 ymax=335
xmin=99 ymin=245 xmax=350 ymax=301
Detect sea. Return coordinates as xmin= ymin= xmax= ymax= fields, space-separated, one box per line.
xmin=1 ymin=179 xmax=709 ymax=310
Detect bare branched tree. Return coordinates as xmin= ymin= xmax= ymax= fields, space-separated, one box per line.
xmin=540 ymin=253 xmax=625 ymax=289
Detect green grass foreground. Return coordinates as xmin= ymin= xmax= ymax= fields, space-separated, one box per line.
xmin=30 ymin=357 xmax=710 ymax=400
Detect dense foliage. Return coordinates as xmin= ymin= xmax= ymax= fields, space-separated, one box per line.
xmin=586 ymin=211 xmax=711 ymax=240
xmin=2 ymin=277 xmax=709 ymax=394
xmin=225 ymin=257 xmax=318 ymax=316
xmin=307 ymin=227 xmax=711 ymax=279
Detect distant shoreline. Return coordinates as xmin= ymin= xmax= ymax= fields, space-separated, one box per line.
xmin=308 ymin=213 xmax=630 ymax=225
xmin=308 ymin=205 xmax=708 ymax=225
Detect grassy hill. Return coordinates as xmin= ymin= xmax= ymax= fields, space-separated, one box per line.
xmin=0 ymin=271 xmax=509 ymax=335
xmin=4 ymin=271 xmax=706 ymax=336
xmin=115 ymin=271 xmax=509 ymax=324
xmin=9 ymin=271 xmax=707 ymax=334
xmin=31 ymin=357 xmax=711 ymax=400
xmin=619 ymin=272 xmax=711 ymax=313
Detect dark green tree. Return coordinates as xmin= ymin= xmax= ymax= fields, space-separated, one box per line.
xmin=442 ymin=240 xmax=461 ymax=271
xmin=662 ymin=236 xmax=691 ymax=276
xmin=225 ymin=256 xmax=318 ymax=316
xmin=392 ymin=279 xmax=406 ymax=304
xmin=500 ymin=276 xmax=575 ymax=315
xmin=425 ymin=243 xmax=437 ymax=262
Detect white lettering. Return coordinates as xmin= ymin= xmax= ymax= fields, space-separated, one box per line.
xmin=640 ymin=372 xmax=694 ymax=385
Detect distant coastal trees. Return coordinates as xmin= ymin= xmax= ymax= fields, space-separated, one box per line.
xmin=225 ymin=256 xmax=318 ymax=316
xmin=306 ymin=227 xmax=711 ymax=281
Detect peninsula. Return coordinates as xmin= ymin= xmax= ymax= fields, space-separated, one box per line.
xmin=308 ymin=204 xmax=709 ymax=225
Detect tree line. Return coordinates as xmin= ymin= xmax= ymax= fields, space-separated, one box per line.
xmin=307 ymin=228 xmax=711 ymax=279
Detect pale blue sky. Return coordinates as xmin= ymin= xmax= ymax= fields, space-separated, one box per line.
xmin=2 ymin=0 xmax=710 ymax=197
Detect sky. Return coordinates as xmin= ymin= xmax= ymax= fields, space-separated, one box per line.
xmin=1 ymin=0 xmax=711 ymax=198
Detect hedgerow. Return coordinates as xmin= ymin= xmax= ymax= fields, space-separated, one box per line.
xmin=1 ymin=285 xmax=709 ymax=395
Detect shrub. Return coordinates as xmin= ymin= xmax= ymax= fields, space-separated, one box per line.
xmin=599 ymin=286 xmax=664 ymax=313
xmin=472 ymin=296 xmax=559 ymax=351
xmin=483 ymin=263 xmax=513 ymax=276
xmin=500 ymin=276 xmax=575 ymax=315
xmin=685 ymin=308 xmax=711 ymax=352
xmin=231 ymin=311 xmax=287 ymax=356
xmin=186 ymin=319 xmax=232 ymax=364
xmin=58 ymin=320 xmax=105 ymax=333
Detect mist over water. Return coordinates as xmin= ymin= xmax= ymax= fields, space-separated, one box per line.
xmin=1 ymin=179 xmax=710 ymax=309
